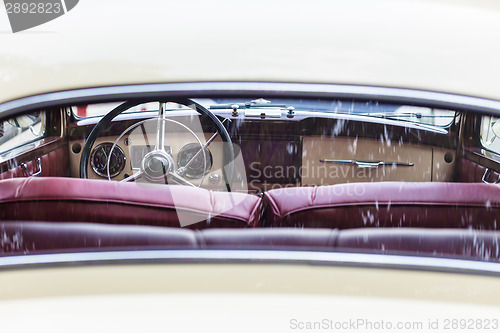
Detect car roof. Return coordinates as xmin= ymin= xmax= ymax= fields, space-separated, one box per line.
xmin=1 ymin=0 xmax=500 ymax=104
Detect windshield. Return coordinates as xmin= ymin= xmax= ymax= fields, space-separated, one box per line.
xmin=72 ymin=99 xmax=456 ymax=127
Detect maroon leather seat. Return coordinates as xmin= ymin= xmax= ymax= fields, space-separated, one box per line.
xmin=200 ymin=228 xmax=499 ymax=260
xmin=0 ymin=177 xmax=261 ymax=229
xmin=200 ymin=228 xmax=339 ymax=249
xmin=1 ymin=223 xmax=499 ymax=261
xmin=457 ymin=158 xmax=500 ymax=183
xmin=0 ymin=223 xmax=339 ymax=253
xmin=337 ymin=228 xmax=500 ymax=260
xmin=0 ymin=221 xmax=198 ymax=253
xmin=263 ymin=182 xmax=500 ymax=229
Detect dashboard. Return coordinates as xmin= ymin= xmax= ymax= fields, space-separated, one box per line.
xmin=67 ymin=109 xmax=457 ymax=191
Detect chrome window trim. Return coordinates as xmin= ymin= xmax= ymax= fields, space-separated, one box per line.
xmin=2 ymin=82 xmax=500 ymax=276
xmin=1 ymin=82 xmax=500 ymax=119
xmin=1 ymin=250 xmax=500 ymax=277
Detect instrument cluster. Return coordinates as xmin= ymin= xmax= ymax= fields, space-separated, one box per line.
xmin=90 ymin=142 xmax=213 ymax=180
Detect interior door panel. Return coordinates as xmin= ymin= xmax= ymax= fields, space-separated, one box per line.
xmin=0 ymin=140 xmax=68 ymax=180
xmin=457 ymin=155 xmax=500 ymax=183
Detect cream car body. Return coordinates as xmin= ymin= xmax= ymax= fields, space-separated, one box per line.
xmin=1 ymin=1 xmax=500 ymax=332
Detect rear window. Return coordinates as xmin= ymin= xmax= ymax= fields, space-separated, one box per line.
xmin=0 ymin=112 xmax=46 ymax=162
xmin=481 ymin=115 xmax=500 ymax=155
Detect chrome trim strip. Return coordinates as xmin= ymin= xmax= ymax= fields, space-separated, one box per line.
xmin=1 ymin=82 xmax=500 ymax=119
xmin=78 ymin=108 xmax=450 ymax=134
xmin=1 ymin=250 xmax=500 ymax=277
xmin=319 ymin=159 xmax=414 ymax=168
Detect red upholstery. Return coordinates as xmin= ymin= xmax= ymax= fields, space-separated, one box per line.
xmin=0 ymin=177 xmax=261 ymax=229
xmin=0 ymin=146 xmax=68 ymax=180
xmin=1 ymin=223 xmax=499 ymax=261
xmin=457 ymin=158 xmax=500 ymax=183
xmin=263 ymin=182 xmax=500 ymax=229
xmin=337 ymin=228 xmax=500 ymax=259
xmin=0 ymin=223 xmax=339 ymax=253
xmin=0 ymin=222 xmax=197 ymax=253
xmin=200 ymin=228 xmax=339 ymax=248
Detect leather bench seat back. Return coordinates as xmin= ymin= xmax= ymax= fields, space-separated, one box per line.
xmin=263 ymin=182 xmax=500 ymax=229
xmin=0 ymin=177 xmax=261 ymax=229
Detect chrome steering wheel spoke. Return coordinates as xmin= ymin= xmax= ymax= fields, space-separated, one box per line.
xmin=109 ymin=107 xmax=208 ymax=186
xmin=167 ymin=172 xmax=197 ymax=187
xmin=155 ymin=102 xmax=167 ymax=152
xmin=121 ymin=170 xmax=143 ymax=182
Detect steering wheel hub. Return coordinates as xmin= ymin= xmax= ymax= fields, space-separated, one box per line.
xmin=141 ymin=151 xmax=174 ymax=181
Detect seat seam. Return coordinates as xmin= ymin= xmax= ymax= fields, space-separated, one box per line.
xmin=273 ymin=201 xmax=500 ymax=218
xmin=0 ymin=198 xmax=253 ymax=224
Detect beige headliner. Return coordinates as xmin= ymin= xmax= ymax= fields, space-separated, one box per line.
xmin=1 ymin=0 xmax=500 ymax=104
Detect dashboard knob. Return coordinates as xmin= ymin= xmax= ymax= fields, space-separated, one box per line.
xmin=231 ymin=104 xmax=239 ymax=117
xmin=209 ymin=173 xmax=221 ymax=184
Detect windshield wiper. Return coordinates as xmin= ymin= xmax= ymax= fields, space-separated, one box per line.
xmin=210 ymin=98 xmax=288 ymax=109
xmin=357 ymin=112 xmax=454 ymax=120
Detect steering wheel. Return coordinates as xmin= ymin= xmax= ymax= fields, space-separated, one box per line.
xmin=79 ymin=99 xmax=234 ymax=190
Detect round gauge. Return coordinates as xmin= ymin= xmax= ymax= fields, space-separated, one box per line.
xmin=90 ymin=143 xmax=126 ymax=178
xmin=177 ymin=143 xmax=213 ymax=179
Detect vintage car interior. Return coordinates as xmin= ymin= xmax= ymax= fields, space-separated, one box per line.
xmin=1 ymin=84 xmax=499 ymax=261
